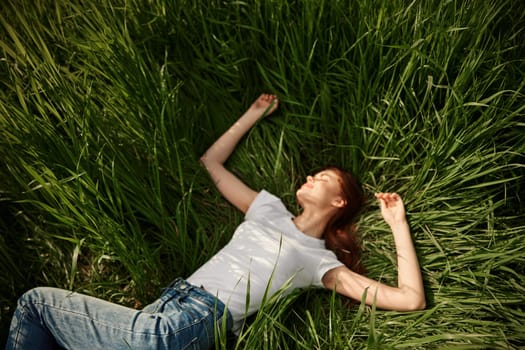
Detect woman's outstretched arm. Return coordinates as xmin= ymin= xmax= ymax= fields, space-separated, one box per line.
xmin=322 ymin=193 xmax=426 ymax=311
xmin=200 ymin=93 xmax=279 ymax=213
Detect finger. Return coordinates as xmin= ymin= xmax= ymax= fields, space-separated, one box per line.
xmin=387 ymin=193 xmax=398 ymax=205
xmin=386 ymin=193 xmax=399 ymax=202
xmin=375 ymin=192 xmax=388 ymax=201
xmin=380 ymin=194 xmax=394 ymax=207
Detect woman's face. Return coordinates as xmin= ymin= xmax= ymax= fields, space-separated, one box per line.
xmin=296 ymin=169 xmax=346 ymax=210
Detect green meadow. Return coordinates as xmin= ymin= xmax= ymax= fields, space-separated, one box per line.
xmin=1 ymin=0 xmax=524 ymax=348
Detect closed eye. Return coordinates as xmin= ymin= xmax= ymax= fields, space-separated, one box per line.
xmin=314 ymin=174 xmax=329 ymax=182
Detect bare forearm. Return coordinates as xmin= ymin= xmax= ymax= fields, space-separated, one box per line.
xmin=390 ymin=220 xmax=426 ymax=308
xmin=201 ymin=109 xmax=263 ymax=165
xmin=197 ymin=94 xmax=278 ymax=212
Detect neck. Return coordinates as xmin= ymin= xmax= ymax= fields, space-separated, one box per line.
xmin=293 ymin=208 xmax=333 ymax=239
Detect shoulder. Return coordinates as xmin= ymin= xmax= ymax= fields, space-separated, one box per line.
xmin=245 ymin=190 xmax=290 ymax=219
xmin=321 ymin=265 xmax=355 ymax=291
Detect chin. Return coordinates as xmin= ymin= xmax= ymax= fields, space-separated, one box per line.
xmin=295 ymin=190 xmax=305 ymax=207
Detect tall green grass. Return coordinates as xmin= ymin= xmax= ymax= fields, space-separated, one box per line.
xmin=1 ymin=0 xmax=524 ymax=348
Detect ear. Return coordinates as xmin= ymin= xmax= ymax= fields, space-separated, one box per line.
xmin=332 ymin=197 xmax=347 ymax=208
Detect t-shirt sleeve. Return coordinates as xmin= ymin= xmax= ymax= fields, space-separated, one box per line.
xmin=245 ymin=190 xmax=289 ymax=221
xmin=313 ymin=254 xmax=344 ymax=287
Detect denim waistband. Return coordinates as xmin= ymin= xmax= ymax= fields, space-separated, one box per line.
xmin=164 ymin=278 xmax=233 ymax=330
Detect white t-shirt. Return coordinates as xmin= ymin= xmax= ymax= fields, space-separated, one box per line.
xmin=187 ymin=190 xmax=343 ymax=333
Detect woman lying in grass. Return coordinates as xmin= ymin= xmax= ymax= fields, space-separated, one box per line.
xmin=6 ymin=94 xmax=425 ymax=349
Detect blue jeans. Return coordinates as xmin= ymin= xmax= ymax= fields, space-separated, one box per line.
xmin=5 ymin=278 xmax=232 ymax=349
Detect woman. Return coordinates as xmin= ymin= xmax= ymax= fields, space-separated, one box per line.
xmin=6 ymin=94 xmax=425 ymax=349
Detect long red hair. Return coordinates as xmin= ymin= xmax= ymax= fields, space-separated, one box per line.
xmin=322 ymin=166 xmax=366 ymax=275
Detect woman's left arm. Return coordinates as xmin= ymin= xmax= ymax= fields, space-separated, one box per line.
xmin=200 ymin=94 xmax=279 ymax=214
xmin=322 ymin=193 xmax=426 ymax=311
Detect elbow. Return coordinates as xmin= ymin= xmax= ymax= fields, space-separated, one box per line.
xmin=200 ymin=154 xmax=213 ymax=168
xmin=413 ymin=300 xmax=426 ymax=311
xmin=200 ymin=154 xmax=220 ymax=176
xmin=396 ymin=287 xmax=426 ymax=311
xmin=407 ymin=295 xmax=426 ymax=311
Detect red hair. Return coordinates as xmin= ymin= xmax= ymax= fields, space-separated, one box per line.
xmin=322 ymin=166 xmax=366 ymax=275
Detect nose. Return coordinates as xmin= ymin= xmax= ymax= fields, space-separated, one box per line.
xmin=306 ymin=175 xmax=313 ymax=183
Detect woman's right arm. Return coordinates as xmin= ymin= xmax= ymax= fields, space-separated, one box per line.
xmin=322 ymin=193 xmax=426 ymax=311
xmin=200 ymin=93 xmax=279 ymax=213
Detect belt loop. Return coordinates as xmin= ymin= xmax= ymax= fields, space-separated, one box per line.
xmin=161 ymin=277 xmax=184 ymax=296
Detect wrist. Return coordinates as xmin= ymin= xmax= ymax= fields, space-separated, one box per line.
xmin=388 ymin=218 xmax=408 ymax=229
xmin=240 ymin=109 xmax=264 ymax=124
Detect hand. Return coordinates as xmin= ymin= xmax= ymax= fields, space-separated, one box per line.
xmin=248 ymin=93 xmax=279 ymax=117
xmin=375 ymin=192 xmax=407 ymax=226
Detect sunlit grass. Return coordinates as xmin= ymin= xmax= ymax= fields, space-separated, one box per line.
xmin=1 ymin=0 xmax=524 ymax=348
